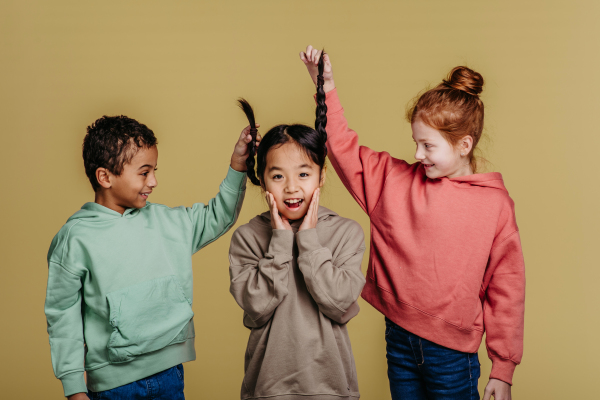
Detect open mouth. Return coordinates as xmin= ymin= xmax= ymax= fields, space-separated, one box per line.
xmin=283 ymin=198 xmax=304 ymax=210
xmin=423 ymin=164 xmax=434 ymax=169
xmin=140 ymin=192 xmax=151 ymax=200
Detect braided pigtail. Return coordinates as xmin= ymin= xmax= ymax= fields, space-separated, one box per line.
xmin=238 ymin=98 xmax=261 ymax=186
xmin=315 ymin=50 xmax=328 ymax=159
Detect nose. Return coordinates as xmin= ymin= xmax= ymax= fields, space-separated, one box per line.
xmin=285 ymin=177 xmax=299 ymax=193
xmin=414 ymin=145 xmax=425 ymax=161
xmin=148 ymin=172 xmax=158 ymax=189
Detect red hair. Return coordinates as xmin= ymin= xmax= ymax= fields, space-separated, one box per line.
xmin=407 ymin=66 xmax=485 ymax=173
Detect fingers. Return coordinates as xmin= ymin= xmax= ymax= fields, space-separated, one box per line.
xmin=306 ymin=45 xmax=314 ymax=61
xmin=300 ymin=51 xmax=309 ymax=64
xmin=239 ymin=124 xmax=261 ymax=144
xmin=482 ymin=387 xmax=493 ymax=400
xmin=311 ymin=48 xmax=320 ymax=65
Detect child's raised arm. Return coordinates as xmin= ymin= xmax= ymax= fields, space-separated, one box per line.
xmin=181 ymin=126 xmax=261 ymax=254
xmin=299 ymin=46 xmax=412 ymax=216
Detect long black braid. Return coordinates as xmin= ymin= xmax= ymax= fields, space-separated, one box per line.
xmin=237 ymin=50 xmax=328 ymax=187
xmin=237 ymin=98 xmax=260 ymax=186
xmin=315 ymin=50 xmax=328 ymax=158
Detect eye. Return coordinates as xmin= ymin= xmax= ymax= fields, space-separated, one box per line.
xmin=424 ymin=144 xmax=432 ymax=149
xmin=299 ymin=172 xmax=309 ymax=177
xmin=272 ymin=174 xmax=283 ymax=180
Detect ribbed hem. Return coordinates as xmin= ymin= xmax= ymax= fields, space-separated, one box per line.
xmin=61 ymin=372 xmax=87 ymax=397
xmin=325 ymin=89 xmax=343 ymax=115
xmin=296 ymin=228 xmax=322 ymax=254
xmin=490 ymin=357 xmax=517 ymax=385
xmin=223 ymin=166 xmax=248 ymax=192
xmin=86 ymin=339 xmax=195 ymax=392
xmin=245 ymin=394 xmax=359 ymax=400
xmin=361 ymin=278 xmax=483 ymax=353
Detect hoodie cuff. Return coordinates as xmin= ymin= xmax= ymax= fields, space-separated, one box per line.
xmin=313 ymin=88 xmax=343 ymax=116
xmin=489 ymin=357 xmax=517 ymax=385
xmin=222 ymin=166 xmax=247 ymax=193
xmin=61 ymin=372 xmax=87 ymax=397
xmin=267 ymin=229 xmax=294 ymax=256
xmin=296 ymin=229 xmax=323 ymax=254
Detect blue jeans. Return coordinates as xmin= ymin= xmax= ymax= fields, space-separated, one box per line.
xmin=88 ymin=364 xmax=185 ymax=400
xmin=385 ymin=318 xmax=480 ymax=400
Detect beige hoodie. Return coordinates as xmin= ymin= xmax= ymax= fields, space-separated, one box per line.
xmin=229 ymin=206 xmax=366 ymax=400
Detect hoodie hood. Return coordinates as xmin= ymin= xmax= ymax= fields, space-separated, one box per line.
xmin=448 ymin=172 xmax=507 ymax=192
xmin=66 ymin=202 xmax=143 ymax=223
xmin=255 ymin=206 xmax=338 ymax=227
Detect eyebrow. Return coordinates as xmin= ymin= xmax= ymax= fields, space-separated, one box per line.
xmin=268 ymin=164 xmax=314 ymax=172
xmin=137 ymin=164 xmax=155 ymax=170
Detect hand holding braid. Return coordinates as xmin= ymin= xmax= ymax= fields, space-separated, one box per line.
xmin=300 ymin=45 xmax=335 ymax=93
xmin=230 ymin=99 xmax=261 ymax=174
xmin=237 ymin=99 xmax=261 ymax=185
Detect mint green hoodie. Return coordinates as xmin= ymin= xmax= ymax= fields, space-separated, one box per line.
xmin=45 ymin=167 xmax=246 ymax=397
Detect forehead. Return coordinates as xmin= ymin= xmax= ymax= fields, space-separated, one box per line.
xmin=266 ymin=142 xmax=317 ymax=169
xmin=411 ymin=120 xmax=445 ymax=142
xmin=127 ymin=145 xmax=158 ymax=167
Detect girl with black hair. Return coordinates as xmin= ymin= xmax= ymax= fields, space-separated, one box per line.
xmin=228 ymin=54 xmax=366 ymax=400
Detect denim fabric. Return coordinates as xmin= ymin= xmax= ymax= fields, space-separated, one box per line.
xmin=385 ymin=318 xmax=480 ymax=400
xmin=88 ymin=364 xmax=185 ymax=400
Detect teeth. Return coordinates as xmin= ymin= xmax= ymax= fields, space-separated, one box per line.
xmin=285 ymin=199 xmax=302 ymax=204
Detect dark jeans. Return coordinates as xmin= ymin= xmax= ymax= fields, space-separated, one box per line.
xmin=385 ymin=318 xmax=480 ymax=400
xmin=88 ymin=364 xmax=185 ymax=400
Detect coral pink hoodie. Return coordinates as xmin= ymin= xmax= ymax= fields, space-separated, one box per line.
xmin=323 ymin=89 xmax=525 ymax=385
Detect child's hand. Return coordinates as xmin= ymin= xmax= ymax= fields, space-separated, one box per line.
xmin=483 ymin=378 xmax=512 ymax=400
xmin=300 ymin=45 xmax=335 ymax=93
xmin=230 ymin=124 xmax=262 ymax=172
xmin=67 ymin=393 xmax=90 ymax=400
xmin=266 ymin=191 xmax=292 ymax=231
xmin=298 ymin=188 xmax=320 ymax=231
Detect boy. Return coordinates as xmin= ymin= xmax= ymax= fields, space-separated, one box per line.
xmin=45 ymin=115 xmax=259 ymax=399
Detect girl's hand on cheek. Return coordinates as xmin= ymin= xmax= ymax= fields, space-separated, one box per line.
xmin=299 ymin=45 xmax=335 ymax=93
xmin=266 ymin=192 xmax=292 ymax=231
xmin=299 ymin=188 xmax=320 ymax=231
xmin=230 ymin=124 xmax=261 ymax=172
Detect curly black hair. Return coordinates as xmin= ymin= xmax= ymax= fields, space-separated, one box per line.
xmin=83 ymin=115 xmax=157 ymax=191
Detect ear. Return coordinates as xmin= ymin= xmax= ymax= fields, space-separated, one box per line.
xmin=319 ymin=166 xmax=327 ymax=187
xmin=460 ymin=136 xmax=474 ymax=156
xmin=96 ymin=168 xmax=112 ymax=189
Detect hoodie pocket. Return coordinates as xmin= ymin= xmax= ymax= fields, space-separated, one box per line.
xmin=106 ymin=275 xmax=194 ymax=363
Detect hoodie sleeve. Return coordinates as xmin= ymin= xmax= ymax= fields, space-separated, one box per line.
xmin=186 ymin=167 xmax=246 ymax=254
xmin=323 ymin=89 xmax=412 ymax=215
xmin=482 ymin=212 xmax=526 ymax=385
xmin=229 ymin=228 xmax=293 ymax=328
xmin=295 ymin=221 xmax=366 ymax=324
xmin=44 ymin=261 xmax=87 ymax=397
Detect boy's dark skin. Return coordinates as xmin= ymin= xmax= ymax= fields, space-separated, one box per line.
xmin=69 ymin=124 xmax=260 ymax=399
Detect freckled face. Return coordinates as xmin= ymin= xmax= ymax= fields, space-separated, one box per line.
xmin=109 ymin=145 xmax=158 ymax=212
xmin=262 ymin=142 xmax=324 ymax=221
xmin=412 ymin=119 xmax=471 ymax=179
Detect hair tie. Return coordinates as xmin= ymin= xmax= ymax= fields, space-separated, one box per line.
xmin=317 ymin=75 xmax=324 ymax=86
xmin=249 ymin=127 xmax=258 ymax=137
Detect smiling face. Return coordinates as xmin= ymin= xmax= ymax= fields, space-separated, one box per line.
xmin=96 ymin=145 xmax=158 ymax=213
xmin=411 ymin=119 xmax=473 ymax=179
xmin=262 ymin=142 xmax=324 ymax=221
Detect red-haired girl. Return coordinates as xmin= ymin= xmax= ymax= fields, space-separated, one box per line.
xmin=300 ymin=46 xmax=525 ymax=400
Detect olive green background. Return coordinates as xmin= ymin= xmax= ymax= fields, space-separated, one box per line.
xmin=1 ymin=1 xmax=598 ymax=398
